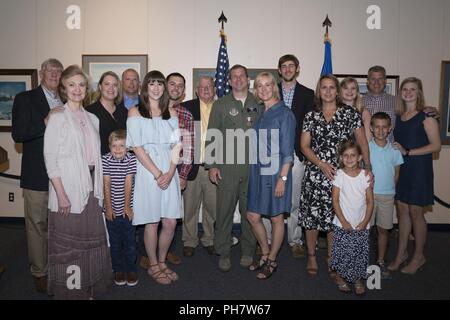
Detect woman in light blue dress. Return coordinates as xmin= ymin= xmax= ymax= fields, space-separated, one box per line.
xmin=246 ymin=72 xmax=296 ymax=279
xmin=126 ymin=70 xmax=181 ymax=285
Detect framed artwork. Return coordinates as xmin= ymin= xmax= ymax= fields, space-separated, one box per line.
xmin=192 ymin=68 xmax=279 ymax=98
xmin=439 ymin=61 xmax=450 ymax=145
xmin=0 ymin=69 xmax=38 ymax=132
xmin=82 ymin=54 xmax=148 ymax=89
xmin=334 ymin=74 xmax=400 ymax=96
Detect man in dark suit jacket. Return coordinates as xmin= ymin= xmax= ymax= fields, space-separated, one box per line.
xmin=181 ymin=76 xmax=218 ymax=257
xmin=11 ymin=58 xmax=64 ymax=293
xmin=263 ymin=54 xmax=315 ymax=259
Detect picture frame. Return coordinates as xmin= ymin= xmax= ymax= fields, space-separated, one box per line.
xmin=192 ymin=68 xmax=279 ymax=98
xmin=334 ymin=74 xmax=400 ymax=96
xmin=439 ymin=60 xmax=450 ymax=145
xmin=82 ymin=54 xmax=148 ymax=90
xmin=0 ymin=69 xmax=38 ymax=132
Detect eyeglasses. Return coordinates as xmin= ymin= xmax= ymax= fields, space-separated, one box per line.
xmin=198 ymin=86 xmax=213 ymax=91
xmin=44 ymin=68 xmax=62 ymax=74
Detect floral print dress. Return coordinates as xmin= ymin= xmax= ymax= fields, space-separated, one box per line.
xmin=299 ymin=105 xmax=362 ymax=231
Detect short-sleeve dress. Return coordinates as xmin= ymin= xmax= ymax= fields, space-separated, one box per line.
xmin=247 ymin=102 xmax=296 ymax=216
xmin=299 ymin=105 xmax=362 ymax=231
xmin=127 ymin=115 xmax=182 ymax=224
xmin=393 ymin=111 xmax=434 ymax=206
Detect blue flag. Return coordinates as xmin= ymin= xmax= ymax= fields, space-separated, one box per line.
xmin=320 ymin=38 xmax=333 ymax=76
xmin=214 ymin=33 xmax=230 ymax=97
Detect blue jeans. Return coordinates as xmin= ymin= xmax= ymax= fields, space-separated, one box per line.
xmin=106 ymin=215 xmax=137 ymax=273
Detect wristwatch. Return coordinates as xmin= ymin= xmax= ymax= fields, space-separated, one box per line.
xmin=279 ymin=175 xmax=288 ymax=182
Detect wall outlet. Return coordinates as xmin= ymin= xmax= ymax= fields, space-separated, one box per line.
xmin=9 ymin=192 xmax=14 ymax=202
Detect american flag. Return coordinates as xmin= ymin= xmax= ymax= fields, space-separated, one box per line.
xmin=214 ymin=32 xmax=230 ymax=97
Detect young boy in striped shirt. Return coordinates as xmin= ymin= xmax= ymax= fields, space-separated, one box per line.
xmin=103 ymin=129 xmax=138 ymax=286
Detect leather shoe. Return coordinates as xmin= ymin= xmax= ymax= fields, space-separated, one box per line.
xmin=291 ymin=244 xmax=305 ymax=258
xmin=183 ymin=246 xmax=195 ymax=257
xmin=167 ymin=251 xmax=181 ymax=265
xmin=219 ymin=256 xmax=231 ymax=272
xmin=204 ymin=245 xmax=215 ymax=255
xmin=240 ymin=255 xmax=253 ymax=268
xmin=33 ymin=276 xmax=47 ymax=293
xmin=139 ymin=256 xmax=150 ymax=269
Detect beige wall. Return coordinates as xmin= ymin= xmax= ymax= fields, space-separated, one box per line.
xmin=0 ymin=0 xmax=449 ymax=222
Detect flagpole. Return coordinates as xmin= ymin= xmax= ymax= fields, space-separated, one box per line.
xmin=215 ymin=11 xmax=230 ymax=97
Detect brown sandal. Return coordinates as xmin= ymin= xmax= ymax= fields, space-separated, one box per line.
xmin=326 ymin=256 xmax=337 ymax=279
xmin=248 ymin=254 xmax=268 ymax=271
xmin=354 ymin=280 xmax=366 ymax=295
xmin=306 ymin=253 xmax=318 ymax=276
xmin=158 ymin=261 xmax=179 ymax=281
xmin=256 ymin=259 xmax=277 ymax=280
xmin=148 ymin=264 xmax=171 ymax=285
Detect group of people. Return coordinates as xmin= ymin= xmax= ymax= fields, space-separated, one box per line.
xmin=10 ymin=54 xmax=440 ymax=299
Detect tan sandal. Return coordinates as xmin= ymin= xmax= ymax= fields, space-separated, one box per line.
xmin=148 ymin=264 xmax=171 ymax=285
xmin=354 ymin=280 xmax=366 ymax=295
xmin=326 ymin=256 xmax=337 ymax=279
xmin=158 ymin=261 xmax=179 ymax=281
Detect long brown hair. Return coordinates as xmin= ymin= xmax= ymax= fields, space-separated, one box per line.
xmin=314 ymin=74 xmax=344 ymax=111
xmin=139 ymin=70 xmax=170 ymax=119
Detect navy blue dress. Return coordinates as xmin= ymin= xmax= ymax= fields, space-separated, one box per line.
xmin=394 ymin=112 xmax=434 ymax=206
xmin=247 ymin=102 xmax=296 ymax=216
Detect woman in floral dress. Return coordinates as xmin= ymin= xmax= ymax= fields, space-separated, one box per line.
xmin=299 ymin=74 xmax=371 ymax=276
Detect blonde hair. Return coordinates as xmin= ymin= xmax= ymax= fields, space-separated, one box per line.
xmin=253 ymin=72 xmax=280 ymax=103
xmin=340 ymin=77 xmax=364 ymax=113
xmin=395 ymin=77 xmax=425 ymax=115
xmin=108 ymin=129 xmax=127 ymax=145
xmin=92 ymin=71 xmax=123 ymax=105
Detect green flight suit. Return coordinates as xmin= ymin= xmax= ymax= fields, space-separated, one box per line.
xmin=205 ymin=92 xmax=263 ymax=257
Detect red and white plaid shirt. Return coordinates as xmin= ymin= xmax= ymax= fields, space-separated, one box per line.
xmin=173 ymin=103 xmax=194 ymax=180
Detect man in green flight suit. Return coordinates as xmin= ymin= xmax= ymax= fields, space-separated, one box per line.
xmin=205 ymin=64 xmax=263 ymax=272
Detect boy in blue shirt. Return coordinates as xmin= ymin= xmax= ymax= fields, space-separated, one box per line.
xmin=369 ymin=112 xmax=404 ymax=279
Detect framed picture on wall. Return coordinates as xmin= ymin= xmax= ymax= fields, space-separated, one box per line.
xmin=0 ymin=69 xmax=38 ymax=132
xmin=192 ymin=68 xmax=279 ymax=98
xmin=439 ymin=60 xmax=450 ymax=145
xmin=334 ymin=74 xmax=400 ymax=96
xmin=82 ymin=54 xmax=148 ymax=90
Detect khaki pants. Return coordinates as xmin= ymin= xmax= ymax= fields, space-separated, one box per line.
xmin=23 ymin=189 xmax=48 ymax=277
xmin=182 ymin=166 xmax=216 ymax=247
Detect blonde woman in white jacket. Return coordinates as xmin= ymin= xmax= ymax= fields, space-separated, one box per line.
xmin=44 ymin=65 xmax=111 ymax=300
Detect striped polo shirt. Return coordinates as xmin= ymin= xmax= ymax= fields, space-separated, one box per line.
xmin=102 ymin=152 xmax=137 ymax=216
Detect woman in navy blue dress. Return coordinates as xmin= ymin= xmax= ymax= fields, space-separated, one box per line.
xmin=390 ymin=77 xmax=441 ymax=275
xmin=246 ymin=72 xmax=296 ymax=279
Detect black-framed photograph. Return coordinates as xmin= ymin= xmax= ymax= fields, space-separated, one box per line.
xmin=82 ymin=54 xmax=148 ymax=89
xmin=334 ymin=73 xmax=400 ymax=96
xmin=439 ymin=60 xmax=450 ymax=145
xmin=0 ymin=69 xmax=38 ymax=132
xmin=192 ymin=68 xmax=279 ymax=98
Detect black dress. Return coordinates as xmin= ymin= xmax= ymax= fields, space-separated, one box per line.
xmin=394 ymin=112 xmax=434 ymax=206
xmin=85 ymin=100 xmax=128 ymax=155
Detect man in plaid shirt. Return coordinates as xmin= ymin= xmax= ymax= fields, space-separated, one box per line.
xmin=165 ymin=72 xmax=194 ymax=265
xmin=167 ymin=72 xmax=194 ymax=190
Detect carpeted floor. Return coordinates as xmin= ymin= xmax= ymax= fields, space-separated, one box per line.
xmin=0 ymin=220 xmax=449 ymax=300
